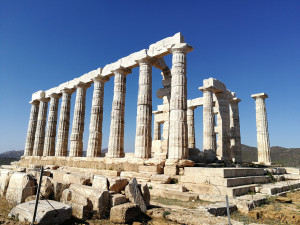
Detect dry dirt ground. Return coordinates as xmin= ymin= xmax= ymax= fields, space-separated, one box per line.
xmin=1 ymin=191 xmax=300 ymax=224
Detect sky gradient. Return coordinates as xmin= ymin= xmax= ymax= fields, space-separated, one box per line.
xmin=0 ymin=0 xmax=299 ymax=153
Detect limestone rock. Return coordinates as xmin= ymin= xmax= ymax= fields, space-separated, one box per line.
xmin=150 ymin=174 xmax=171 ymax=184
xmin=125 ymin=178 xmax=147 ymax=212
xmin=110 ymin=193 xmax=127 ymax=207
xmin=205 ymin=202 xmax=238 ymax=216
xmin=52 ymin=180 xmax=70 ymax=201
xmin=110 ymin=203 xmax=141 ymax=223
xmin=140 ymin=183 xmax=150 ymax=207
xmin=108 ymin=177 xmax=127 ymax=193
xmin=69 ymin=184 xmax=110 ymax=218
xmin=6 ymin=172 xmax=36 ymax=204
xmin=0 ymin=169 xmax=13 ymax=197
xmin=40 ymin=176 xmax=54 ymax=199
xmin=92 ymin=175 xmax=108 ymax=190
xmin=8 ymin=200 xmax=72 ymax=225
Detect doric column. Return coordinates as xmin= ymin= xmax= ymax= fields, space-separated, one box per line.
xmin=43 ymin=93 xmax=61 ymax=156
xmin=187 ymin=106 xmax=196 ymax=149
xmin=135 ymin=58 xmax=152 ymax=158
xmin=215 ymin=92 xmax=231 ymax=161
xmin=69 ymin=83 xmax=91 ymax=157
xmin=86 ymin=76 xmax=109 ymax=157
xmin=251 ymin=93 xmax=271 ymax=165
xmin=229 ymin=98 xmax=242 ymax=163
xmin=107 ymin=68 xmax=131 ymax=158
xmin=168 ymin=43 xmax=193 ymax=159
xmin=200 ymin=87 xmax=216 ymax=162
xmin=55 ymin=88 xmax=75 ymax=157
xmin=24 ymin=100 xmax=39 ymax=156
xmin=153 ymin=121 xmax=161 ymax=140
xmin=33 ymin=97 xmax=50 ymax=156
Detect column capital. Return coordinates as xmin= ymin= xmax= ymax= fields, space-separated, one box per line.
xmin=199 ymin=86 xmax=221 ymax=93
xmin=39 ymin=97 xmax=50 ymax=103
xmin=61 ymin=88 xmax=76 ymax=95
xmin=230 ymin=97 xmax=241 ymax=103
xmin=187 ymin=105 xmax=197 ymax=111
xmin=29 ymin=100 xmax=40 ymax=105
xmin=49 ymin=93 xmax=62 ymax=99
xmin=169 ymin=43 xmax=193 ymax=55
xmin=75 ymin=82 xmax=91 ymax=89
xmin=92 ymin=76 xmax=110 ymax=83
xmin=135 ymin=56 xmax=155 ymax=65
xmin=251 ymin=93 xmax=268 ymax=99
xmin=112 ymin=66 xmax=132 ymax=76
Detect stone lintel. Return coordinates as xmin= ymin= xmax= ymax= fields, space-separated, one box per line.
xmin=152 ymin=57 xmax=169 ymax=71
xmin=251 ymin=93 xmax=268 ymax=99
xmin=31 ymin=90 xmax=45 ymax=102
xmin=199 ymin=86 xmax=223 ymax=93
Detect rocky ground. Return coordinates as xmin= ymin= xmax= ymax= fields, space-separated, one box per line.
xmin=1 ymin=190 xmax=299 ymax=224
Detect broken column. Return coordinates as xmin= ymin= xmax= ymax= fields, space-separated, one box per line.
xmin=24 ymin=100 xmax=40 ymax=156
xmin=43 ymin=93 xmax=61 ymax=156
xmin=135 ymin=58 xmax=152 ymax=158
xmin=153 ymin=120 xmax=161 ymax=140
xmin=86 ymin=76 xmax=109 ymax=157
xmin=55 ymin=88 xmax=75 ymax=157
xmin=69 ymin=83 xmax=91 ymax=157
xmin=168 ymin=43 xmax=193 ymax=159
xmin=229 ymin=97 xmax=242 ymax=163
xmin=187 ymin=106 xmax=196 ymax=149
xmin=251 ymin=93 xmax=271 ymax=165
xmin=199 ymin=86 xmax=216 ymax=162
xmin=33 ymin=96 xmax=50 ymax=156
xmin=107 ymin=67 xmax=131 ymax=158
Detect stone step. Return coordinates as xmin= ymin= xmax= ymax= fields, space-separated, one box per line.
xmin=255 ymin=180 xmax=300 ymax=195
xmin=181 ymin=175 xmax=270 ymax=187
xmin=284 ymin=167 xmax=300 ymax=175
xmin=221 ymin=184 xmax=258 ymax=197
xmin=150 ymin=189 xmax=198 ymax=201
xmin=120 ymin=171 xmax=151 ymax=182
xmin=183 ymin=167 xmax=265 ymax=179
xmin=283 ymin=174 xmax=300 ymax=180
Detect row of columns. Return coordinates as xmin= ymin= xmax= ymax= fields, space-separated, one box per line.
xmin=24 ymin=43 xmax=193 ymax=160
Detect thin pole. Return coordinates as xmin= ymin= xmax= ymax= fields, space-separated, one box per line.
xmin=31 ymin=166 xmax=44 ymax=225
xmin=226 ymin=195 xmax=231 ymax=225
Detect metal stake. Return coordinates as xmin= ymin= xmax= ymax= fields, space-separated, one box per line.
xmin=226 ymin=195 xmax=231 ymax=225
xmin=31 ymin=166 xmax=44 ymax=225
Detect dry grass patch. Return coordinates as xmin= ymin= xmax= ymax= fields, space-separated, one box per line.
xmin=151 ymin=196 xmax=211 ymax=209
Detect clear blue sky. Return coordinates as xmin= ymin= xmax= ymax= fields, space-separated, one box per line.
xmin=0 ymin=0 xmax=299 ymax=153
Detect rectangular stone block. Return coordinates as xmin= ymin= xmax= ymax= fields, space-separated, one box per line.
xmin=110 ymin=193 xmax=127 ymax=207
xmin=164 ymin=166 xmax=178 ymax=176
xmin=139 ymin=165 xmax=163 ymax=174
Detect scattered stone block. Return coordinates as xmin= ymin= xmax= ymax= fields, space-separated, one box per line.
xmin=110 ymin=203 xmax=141 ymax=223
xmin=164 ymin=165 xmax=178 ymax=176
xmin=40 ymin=176 xmax=54 ymax=199
xmin=52 ymin=180 xmax=70 ymax=201
xmin=92 ymin=175 xmax=108 ymax=190
xmin=139 ymin=165 xmax=163 ymax=174
xmin=0 ymin=169 xmax=13 ymax=197
xmin=8 ymin=200 xmax=72 ymax=225
xmin=125 ymin=178 xmax=147 ymax=212
xmin=108 ymin=177 xmax=127 ymax=193
xmin=110 ymin=193 xmax=127 ymax=207
xmin=150 ymin=189 xmax=198 ymax=202
xmin=150 ymin=174 xmax=171 ymax=184
xmin=205 ymin=202 xmax=237 ymax=216
xmin=69 ymin=184 xmax=110 ymax=218
xmin=140 ymin=183 xmax=150 ymax=207
xmin=6 ymin=172 xmax=36 ymax=204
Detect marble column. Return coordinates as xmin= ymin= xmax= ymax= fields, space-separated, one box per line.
xmin=215 ymin=92 xmax=231 ymax=161
xmin=187 ymin=106 xmax=196 ymax=149
xmin=55 ymin=88 xmax=75 ymax=157
xmin=135 ymin=58 xmax=152 ymax=158
xmin=86 ymin=76 xmax=109 ymax=157
xmin=251 ymin=93 xmax=271 ymax=165
xmin=200 ymin=87 xmax=216 ymax=162
xmin=229 ymin=98 xmax=242 ymax=163
xmin=43 ymin=93 xmax=61 ymax=156
xmin=69 ymin=83 xmax=90 ymax=157
xmin=107 ymin=68 xmax=131 ymax=158
xmin=153 ymin=121 xmax=161 ymax=140
xmin=33 ymin=97 xmax=50 ymax=156
xmin=168 ymin=43 xmax=193 ymax=159
xmin=24 ymin=100 xmax=39 ymax=156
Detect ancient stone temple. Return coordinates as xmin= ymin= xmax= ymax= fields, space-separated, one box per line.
xmin=22 ymin=33 xmax=271 ymax=171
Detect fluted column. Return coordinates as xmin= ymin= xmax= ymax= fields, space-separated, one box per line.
xmin=43 ymin=93 xmax=61 ymax=156
xmin=24 ymin=100 xmax=39 ymax=156
xmin=86 ymin=76 xmax=109 ymax=157
xmin=135 ymin=58 xmax=152 ymax=158
xmin=200 ymin=87 xmax=216 ymax=162
xmin=215 ymin=92 xmax=231 ymax=161
xmin=168 ymin=43 xmax=193 ymax=159
xmin=153 ymin=121 xmax=161 ymax=140
xmin=55 ymin=88 xmax=75 ymax=157
xmin=251 ymin=93 xmax=271 ymax=165
xmin=187 ymin=106 xmax=196 ymax=149
xmin=69 ymin=83 xmax=90 ymax=157
xmin=229 ymin=98 xmax=242 ymax=163
xmin=33 ymin=97 xmax=50 ymax=156
xmin=107 ymin=68 xmax=131 ymax=158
